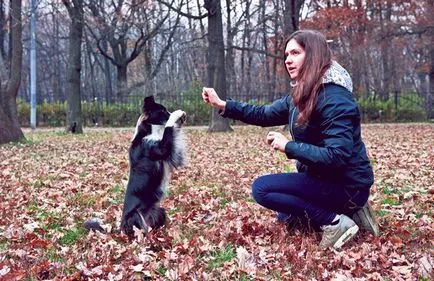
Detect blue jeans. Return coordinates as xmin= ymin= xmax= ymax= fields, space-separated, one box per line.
xmin=251 ymin=172 xmax=370 ymax=227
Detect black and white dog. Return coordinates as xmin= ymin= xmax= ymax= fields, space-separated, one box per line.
xmin=84 ymin=96 xmax=187 ymax=236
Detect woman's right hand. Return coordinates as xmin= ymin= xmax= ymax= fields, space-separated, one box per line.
xmin=202 ymin=87 xmax=226 ymax=110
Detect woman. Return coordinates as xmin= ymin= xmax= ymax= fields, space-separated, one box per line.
xmin=201 ymin=29 xmax=378 ymax=249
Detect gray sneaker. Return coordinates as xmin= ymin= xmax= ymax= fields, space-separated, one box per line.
xmin=352 ymin=202 xmax=380 ymax=236
xmin=319 ymin=215 xmax=359 ymax=249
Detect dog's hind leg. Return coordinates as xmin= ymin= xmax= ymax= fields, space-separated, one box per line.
xmin=145 ymin=205 xmax=167 ymax=229
xmin=120 ymin=211 xmax=150 ymax=236
xmin=137 ymin=211 xmax=150 ymax=232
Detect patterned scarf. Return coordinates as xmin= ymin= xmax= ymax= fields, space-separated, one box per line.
xmin=322 ymin=61 xmax=353 ymax=93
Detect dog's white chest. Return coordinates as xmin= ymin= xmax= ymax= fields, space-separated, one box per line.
xmin=144 ymin=125 xmax=165 ymax=141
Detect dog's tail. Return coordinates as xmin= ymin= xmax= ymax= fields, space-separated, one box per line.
xmin=83 ymin=218 xmax=107 ymax=234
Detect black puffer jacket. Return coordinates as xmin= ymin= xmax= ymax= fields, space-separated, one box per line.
xmin=221 ymin=66 xmax=374 ymax=189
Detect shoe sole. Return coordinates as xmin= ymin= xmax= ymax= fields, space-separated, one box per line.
xmin=333 ymin=224 xmax=359 ymax=249
xmin=353 ymin=204 xmax=380 ymax=236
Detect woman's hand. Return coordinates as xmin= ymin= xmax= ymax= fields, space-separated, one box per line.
xmin=266 ymin=131 xmax=289 ymax=152
xmin=202 ymin=87 xmax=226 ymax=110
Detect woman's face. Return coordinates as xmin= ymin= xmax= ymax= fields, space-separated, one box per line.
xmin=284 ymin=39 xmax=306 ymax=80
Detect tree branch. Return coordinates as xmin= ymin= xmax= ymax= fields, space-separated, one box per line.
xmin=229 ymin=45 xmax=284 ymax=60
xmin=381 ymin=26 xmax=434 ymax=39
xmin=157 ymin=0 xmax=208 ymax=20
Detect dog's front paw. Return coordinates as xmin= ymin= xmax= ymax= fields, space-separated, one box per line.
xmin=166 ymin=110 xmax=186 ymax=127
xmin=176 ymin=111 xmax=186 ymax=126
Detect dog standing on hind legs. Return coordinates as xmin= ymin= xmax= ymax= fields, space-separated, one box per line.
xmin=84 ymin=96 xmax=187 ymax=236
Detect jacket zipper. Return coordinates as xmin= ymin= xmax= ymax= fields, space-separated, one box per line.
xmin=289 ymin=108 xmax=295 ymax=140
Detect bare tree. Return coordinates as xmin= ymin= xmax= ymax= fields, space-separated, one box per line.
xmin=0 ymin=0 xmax=24 ymax=144
xmin=63 ymin=0 xmax=84 ymax=133
xmin=283 ymin=0 xmax=304 ymax=93
xmin=204 ymin=0 xmax=232 ymax=132
xmin=87 ymin=0 xmax=176 ymax=99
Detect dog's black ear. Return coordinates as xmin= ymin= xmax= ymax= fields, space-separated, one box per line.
xmin=143 ymin=96 xmax=155 ymax=109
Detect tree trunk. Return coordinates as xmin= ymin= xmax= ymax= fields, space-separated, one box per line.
xmin=204 ymin=0 xmax=232 ymax=132
xmin=116 ymin=64 xmax=128 ymax=100
xmin=52 ymin=4 xmax=61 ymax=102
xmin=100 ymin=40 xmax=114 ymax=104
xmin=283 ymin=0 xmax=304 ymax=93
xmin=0 ymin=0 xmax=6 ymax=59
xmin=271 ymin=0 xmax=280 ymax=98
xmin=0 ymin=0 xmax=24 ymax=145
xmin=225 ymin=0 xmax=235 ymax=99
xmin=379 ymin=1 xmax=392 ymax=101
xmin=240 ymin=1 xmax=250 ymax=95
xmin=260 ymin=2 xmax=271 ymax=97
xmin=427 ymin=36 xmax=434 ymax=119
xmin=64 ymin=0 xmax=83 ymax=133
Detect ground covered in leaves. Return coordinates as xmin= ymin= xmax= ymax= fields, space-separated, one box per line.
xmin=0 ymin=124 xmax=433 ymax=280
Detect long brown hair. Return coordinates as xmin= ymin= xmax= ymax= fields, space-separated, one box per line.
xmin=285 ymin=30 xmax=332 ymax=125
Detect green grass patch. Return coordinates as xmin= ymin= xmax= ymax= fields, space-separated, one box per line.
xmin=71 ymin=193 xmax=98 ymax=207
xmin=415 ymin=212 xmax=424 ymax=219
xmin=27 ymin=200 xmax=63 ymax=228
xmin=53 ymin=131 xmax=68 ymax=136
xmin=167 ymin=207 xmax=178 ymax=216
xmin=238 ymin=273 xmax=254 ymax=281
xmin=108 ymin=196 xmax=124 ymax=205
xmin=27 ymin=152 xmax=41 ymax=160
xmin=61 ymin=266 xmax=77 ymax=276
xmin=283 ymin=164 xmax=294 ymax=173
xmin=106 ymin=156 xmax=119 ymax=165
xmin=176 ymin=225 xmax=198 ymax=242
xmin=59 ymin=227 xmax=87 ymax=245
xmin=155 ymin=266 xmax=167 ymax=275
xmin=0 ymin=238 xmax=9 ymax=251
xmin=108 ymin=184 xmax=125 ymax=194
xmin=206 ymin=184 xmax=240 ymax=207
xmin=381 ymin=185 xmax=398 ymax=195
xmin=376 ymin=209 xmax=388 ymax=217
xmin=107 ymin=185 xmax=125 ymax=205
xmin=27 ymin=199 xmax=39 ymax=211
xmin=269 ymin=270 xmax=284 ymax=280
xmin=207 ymin=245 xmax=236 ymax=270
xmin=46 ymin=221 xmax=63 ymax=231
xmin=32 ymin=179 xmax=44 ymax=190
xmin=219 ymin=197 xmax=230 ymax=208
xmin=78 ymin=171 xmax=88 ymax=179
xmin=381 ymin=197 xmax=400 ymax=206
xmin=7 ymin=138 xmax=41 ymax=147
xmin=167 ymin=183 xmax=190 ymax=197
xmin=45 ymin=247 xmax=63 ymax=262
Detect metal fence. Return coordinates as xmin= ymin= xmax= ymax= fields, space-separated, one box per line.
xmin=17 ymin=89 xmax=429 ymax=128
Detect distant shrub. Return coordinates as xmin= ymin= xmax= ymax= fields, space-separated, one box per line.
xmin=16 ymin=90 xmax=426 ymax=127
xmin=358 ymin=97 xmax=394 ymax=122
xmin=99 ymin=103 xmax=140 ymax=127
xmin=17 ymin=99 xmax=66 ymax=127
xmin=82 ymin=101 xmax=101 ymax=126
xmin=162 ymin=80 xmax=210 ymax=126
xmin=40 ymin=100 xmax=66 ymax=127
xmin=17 ymin=99 xmax=30 ymax=126
xmin=357 ymin=92 xmax=426 ymax=122
xmin=394 ymin=94 xmax=426 ymax=122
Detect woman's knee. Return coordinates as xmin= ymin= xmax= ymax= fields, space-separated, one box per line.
xmin=251 ymin=176 xmax=268 ymax=204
